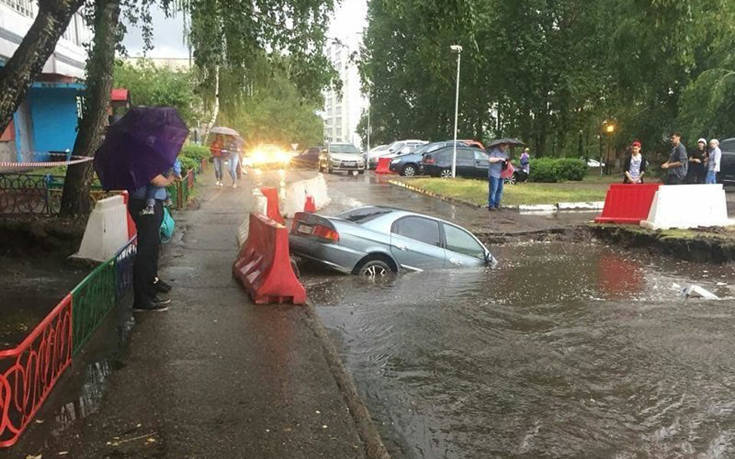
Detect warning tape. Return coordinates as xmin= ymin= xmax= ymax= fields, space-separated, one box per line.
xmin=0 ymin=156 xmax=94 ymax=168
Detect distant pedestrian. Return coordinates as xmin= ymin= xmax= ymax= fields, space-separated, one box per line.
xmin=706 ymin=138 xmax=721 ymax=184
xmin=210 ymin=134 xmax=226 ymax=187
xmin=519 ymin=148 xmax=530 ymax=181
xmin=487 ymin=142 xmax=510 ymax=210
xmin=686 ymin=138 xmax=707 ymax=184
xmin=623 ymin=140 xmax=647 ymax=183
xmin=661 ymin=132 xmax=688 ymax=185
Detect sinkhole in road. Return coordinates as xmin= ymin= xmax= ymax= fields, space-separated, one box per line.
xmin=305 ymin=240 xmax=735 ymax=458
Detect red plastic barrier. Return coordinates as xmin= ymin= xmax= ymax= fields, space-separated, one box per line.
xmin=375 ymin=157 xmax=394 ymax=174
xmin=120 ymin=190 xmax=137 ymax=240
xmin=260 ymin=187 xmax=285 ymax=224
xmin=594 ymin=183 xmax=660 ymax=224
xmin=232 ymin=213 xmax=306 ymax=304
xmin=0 ymin=294 xmax=73 ymax=448
xmin=304 ymin=195 xmax=316 ymax=213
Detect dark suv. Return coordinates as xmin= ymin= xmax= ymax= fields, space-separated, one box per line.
xmin=719 ymin=138 xmax=735 ymax=185
xmin=422 ymin=145 xmax=489 ymax=178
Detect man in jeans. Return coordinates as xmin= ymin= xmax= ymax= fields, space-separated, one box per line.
xmin=706 ymin=138 xmax=721 ymax=184
xmin=487 ymin=142 xmax=510 ymax=210
xmin=661 ymin=132 xmax=688 ymax=185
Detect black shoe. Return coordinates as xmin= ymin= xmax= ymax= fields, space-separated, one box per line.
xmin=151 ymin=295 xmax=171 ymax=306
xmin=153 ymin=278 xmax=172 ymax=293
xmin=132 ymin=301 xmax=169 ymax=312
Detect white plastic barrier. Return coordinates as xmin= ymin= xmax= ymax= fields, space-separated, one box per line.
xmin=282 ymin=173 xmax=331 ymax=218
xmin=640 ymin=184 xmax=735 ymax=230
xmin=73 ymin=195 xmax=129 ymax=262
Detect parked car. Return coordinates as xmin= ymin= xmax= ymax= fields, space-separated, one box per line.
xmin=719 ymin=138 xmax=735 ymax=185
xmin=366 ymin=144 xmax=389 ymax=169
xmin=291 ymin=146 xmax=322 ymax=169
xmin=289 ymin=206 xmax=496 ymax=278
xmin=586 ymin=158 xmax=606 ymax=168
xmin=369 ymin=139 xmax=428 ymax=169
xmin=422 ymin=144 xmax=489 ymax=178
xmin=460 ymin=139 xmax=485 ymax=149
xmin=318 ymin=143 xmax=366 ymax=175
xmin=389 ymin=140 xmax=467 ymax=176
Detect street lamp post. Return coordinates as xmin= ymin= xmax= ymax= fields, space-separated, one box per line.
xmin=450 ymin=44 xmax=462 ymax=178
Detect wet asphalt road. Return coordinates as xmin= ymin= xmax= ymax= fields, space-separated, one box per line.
xmin=307 ymin=172 xmax=735 ymax=458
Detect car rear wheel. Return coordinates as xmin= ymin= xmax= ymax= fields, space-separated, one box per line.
xmin=440 ymin=168 xmax=452 ymax=178
xmin=357 ymin=259 xmax=392 ymax=279
xmin=402 ymin=164 xmax=416 ymax=176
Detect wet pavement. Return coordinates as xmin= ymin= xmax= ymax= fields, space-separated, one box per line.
xmin=8 ymin=169 xmax=368 ymax=458
xmin=306 ymin=172 xmax=735 ymax=457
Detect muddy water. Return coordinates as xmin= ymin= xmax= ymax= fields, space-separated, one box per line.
xmin=307 ymin=242 xmax=735 ymax=458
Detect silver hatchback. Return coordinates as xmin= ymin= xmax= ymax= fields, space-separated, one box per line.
xmin=289 ymin=206 xmax=496 ymax=278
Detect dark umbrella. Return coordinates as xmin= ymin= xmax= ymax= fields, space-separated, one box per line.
xmin=486 ymin=138 xmax=525 ymax=149
xmin=94 ymin=107 xmax=189 ymax=191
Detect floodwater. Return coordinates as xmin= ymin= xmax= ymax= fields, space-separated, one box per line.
xmin=307 ymin=241 xmax=735 ymax=457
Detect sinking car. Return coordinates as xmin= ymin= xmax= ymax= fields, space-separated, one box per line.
xmin=289 ymin=206 xmax=496 ymax=278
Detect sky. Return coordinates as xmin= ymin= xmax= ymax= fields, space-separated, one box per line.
xmin=121 ymin=0 xmax=367 ymax=59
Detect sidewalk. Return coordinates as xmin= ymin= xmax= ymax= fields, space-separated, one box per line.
xmin=17 ymin=173 xmax=370 ymax=457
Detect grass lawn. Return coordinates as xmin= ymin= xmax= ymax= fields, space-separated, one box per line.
xmin=399 ymin=175 xmax=618 ymax=206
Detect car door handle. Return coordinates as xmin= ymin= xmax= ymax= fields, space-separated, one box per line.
xmin=394 ymin=243 xmax=407 ymax=250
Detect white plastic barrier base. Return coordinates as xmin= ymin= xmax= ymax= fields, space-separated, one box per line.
xmin=73 ymin=195 xmax=129 ymax=262
xmin=282 ymin=173 xmax=331 ymax=218
xmin=640 ymin=184 xmax=735 ymax=230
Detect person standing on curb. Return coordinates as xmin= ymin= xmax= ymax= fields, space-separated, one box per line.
xmin=686 ymin=138 xmax=707 ymax=184
xmin=487 ymin=142 xmax=510 ymax=211
xmin=623 ymin=140 xmax=647 ymax=183
xmin=129 ymin=172 xmax=177 ymax=312
xmin=661 ymin=132 xmax=688 ymax=185
xmin=706 ymin=138 xmax=721 ymax=184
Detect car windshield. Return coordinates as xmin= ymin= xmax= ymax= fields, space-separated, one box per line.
xmin=338 ymin=207 xmax=392 ymax=223
xmin=330 ymin=144 xmax=361 ymax=154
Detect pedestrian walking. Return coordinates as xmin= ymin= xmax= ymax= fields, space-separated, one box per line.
xmin=706 ymin=138 xmax=721 ymax=184
xmin=487 ymin=142 xmax=510 ymax=210
xmin=623 ymin=140 xmax=647 ymax=183
xmin=210 ymin=134 xmax=226 ymax=187
xmin=686 ymin=138 xmax=707 ymax=184
xmin=224 ymin=135 xmax=241 ymax=188
xmin=661 ymin=132 xmax=688 ymax=185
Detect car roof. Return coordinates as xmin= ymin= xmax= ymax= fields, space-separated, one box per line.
xmin=339 ymin=205 xmax=473 ymax=229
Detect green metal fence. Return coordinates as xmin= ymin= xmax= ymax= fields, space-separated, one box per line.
xmin=70 ymin=259 xmax=117 ymax=354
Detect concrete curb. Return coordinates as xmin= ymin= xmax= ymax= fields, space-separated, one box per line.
xmin=388 ymin=179 xmax=604 ymax=212
xmin=303 ymin=302 xmax=391 ymax=459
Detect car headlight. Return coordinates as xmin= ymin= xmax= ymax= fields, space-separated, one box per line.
xmin=391 ymin=159 xmax=400 ymax=164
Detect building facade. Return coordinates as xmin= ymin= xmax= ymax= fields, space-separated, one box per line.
xmin=322 ymin=40 xmax=366 ymax=149
xmin=0 ymin=0 xmax=91 ymax=163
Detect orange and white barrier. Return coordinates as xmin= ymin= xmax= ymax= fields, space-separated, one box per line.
xmin=282 ymin=174 xmax=330 ymax=218
xmin=232 ymin=213 xmax=306 ymax=304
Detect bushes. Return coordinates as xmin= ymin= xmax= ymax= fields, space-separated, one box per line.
xmin=180 ymin=144 xmax=209 ymax=162
xmin=529 ymin=158 xmax=586 ymax=182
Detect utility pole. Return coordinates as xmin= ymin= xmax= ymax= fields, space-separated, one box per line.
xmin=450 ymin=45 xmax=462 ymax=178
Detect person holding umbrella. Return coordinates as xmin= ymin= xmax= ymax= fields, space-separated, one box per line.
xmin=209 ymin=127 xmax=244 ymax=188
xmin=486 ymin=138 xmax=523 ymax=210
xmin=95 ymin=107 xmax=189 ymax=312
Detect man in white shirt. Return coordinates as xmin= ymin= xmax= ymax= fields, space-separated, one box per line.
xmin=706 ymin=139 xmax=722 ymax=184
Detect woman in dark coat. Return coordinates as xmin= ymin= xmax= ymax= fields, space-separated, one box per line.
xmin=686 ymin=138 xmax=707 ymax=184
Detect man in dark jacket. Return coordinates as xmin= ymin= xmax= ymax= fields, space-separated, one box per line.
xmin=661 ymin=132 xmax=687 ymax=184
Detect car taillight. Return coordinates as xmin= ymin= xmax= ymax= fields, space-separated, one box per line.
xmin=424 ymin=156 xmax=435 ymax=165
xmin=312 ymin=225 xmax=339 ymax=242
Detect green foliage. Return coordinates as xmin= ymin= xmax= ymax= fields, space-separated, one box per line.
xmin=113 ymin=59 xmax=201 ymax=124
xmin=529 ymin=158 xmax=586 ymax=183
xmin=180 ymin=144 xmax=210 ymax=162
xmin=360 ymin=0 xmax=735 ymax=158
xmin=177 ymin=155 xmax=199 ymax=173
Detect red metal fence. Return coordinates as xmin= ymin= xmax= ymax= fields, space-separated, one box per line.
xmin=0 ymin=294 xmax=73 ymax=448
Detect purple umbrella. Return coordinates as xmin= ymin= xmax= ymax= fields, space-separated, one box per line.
xmin=94 ymin=107 xmax=189 ymax=191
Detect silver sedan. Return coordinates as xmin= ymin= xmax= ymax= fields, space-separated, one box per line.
xmin=289 ymin=206 xmax=496 ymax=278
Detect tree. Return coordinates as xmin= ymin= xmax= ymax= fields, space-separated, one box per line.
xmin=0 ymin=0 xmax=85 ymax=132
xmin=60 ymin=0 xmax=122 ymax=216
